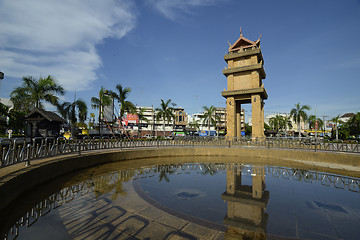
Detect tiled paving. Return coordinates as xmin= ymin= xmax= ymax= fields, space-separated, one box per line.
xmin=12 ymin=180 xmax=226 ymax=240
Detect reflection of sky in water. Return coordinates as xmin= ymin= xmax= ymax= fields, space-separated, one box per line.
xmin=137 ymin=165 xmax=360 ymax=239
xmin=263 ymin=172 xmax=360 ymax=239
xmin=137 ymin=171 xmax=227 ymax=224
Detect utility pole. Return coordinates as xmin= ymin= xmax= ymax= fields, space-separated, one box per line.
xmin=152 ymin=105 xmax=155 ymax=137
xmin=315 ymin=108 xmax=317 ymax=139
xmin=171 ymin=102 xmax=177 ymax=137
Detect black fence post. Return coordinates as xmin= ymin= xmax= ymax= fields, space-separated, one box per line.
xmin=25 ymin=143 xmax=31 ymax=166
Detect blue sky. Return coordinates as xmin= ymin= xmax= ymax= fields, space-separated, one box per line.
xmin=0 ymin=0 xmax=359 ymax=121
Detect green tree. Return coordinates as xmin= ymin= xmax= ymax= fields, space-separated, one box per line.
xmin=338 ymin=123 xmax=350 ymax=140
xmin=10 ymin=75 xmax=64 ymax=112
xmin=348 ymin=112 xmax=360 ymax=138
xmin=283 ymin=115 xmax=293 ymax=137
xmin=245 ymin=123 xmax=252 ymax=136
xmin=308 ymin=115 xmax=324 ymax=137
xmin=57 ymin=96 xmax=87 ymax=137
xmin=136 ymin=107 xmax=149 ymax=137
xmin=201 ymin=105 xmax=218 ymax=136
xmin=91 ymin=87 xmax=112 ymax=135
xmin=0 ymin=102 xmax=9 ymax=134
xmin=330 ymin=115 xmax=342 ymax=141
xmin=338 ymin=112 xmax=360 ymax=139
xmin=0 ymin=102 xmax=26 ymax=135
xmin=110 ymin=84 xmax=136 ymax=122
xmin=189 ymin=118 xmax=200 ymax=132
xmin=269 ymin=114 xmax=285 ymax=132
xmin=91 ymin=87 xmax=112 ymax=111
xmin=8 ymin=109 xmax=26 ymax=134
xmin=156 ymin=99 xmax=174 ymax=137
xmin=290 ymin=103 xmax=311 ymax=139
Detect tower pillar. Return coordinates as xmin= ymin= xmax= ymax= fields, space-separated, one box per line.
xmin=226 ymin=97 xmax=236 ymax=139
xmin=252 ymin=94 xmax=262 ymax=139
xmin=236 ymin=102 xmax=242 ymax=138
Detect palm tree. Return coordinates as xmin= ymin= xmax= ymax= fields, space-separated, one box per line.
xmin=330 ymin=115 xmax=342 ymax=141
xmin=308 ymin=115 xmax=316 ymax=129
xmin=155 ymin=99 xmax=174 ymax=137
xmin=189 ymin=118 xmax=200 ymax=132
xmin=136 ymin=107 xmax=149 ymax=137
xmin=269 ymin=114 xmax=284 ymax=132
xmin=290 ymin=103 xmax=311 ymax=139
xmin=57 ymin=96 xmax=87 ymax=137
xmin=201 ymin=105 xmax=217 ymax=136
xmin=91 ymin=87 xmax=112 ymax=111
xmin=110 ymin=84 xmax=136 ymax=122
xmin=10 ymin=75 xmax=64 ymax=112
xmin=91 ymin=87 xmax=112 ymax=136
xmin=308 ymin=115 xmax=324 ymax=137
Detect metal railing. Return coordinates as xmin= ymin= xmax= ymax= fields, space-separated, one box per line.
xmin=0 ymin=136 xmax=359 ymax=168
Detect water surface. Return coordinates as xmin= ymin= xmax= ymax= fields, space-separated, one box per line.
xmin=1 ymin=157 xmax=359 ymax=240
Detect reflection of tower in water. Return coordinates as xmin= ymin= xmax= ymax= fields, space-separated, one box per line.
xmin=222 ymin=165 xmax=269 ymax=239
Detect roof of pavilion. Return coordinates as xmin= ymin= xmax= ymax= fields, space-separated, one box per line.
xmin=228 ymin=28 xmax=261 ymax=52
xmin=25 ymin=108 xmax=65 ymax=123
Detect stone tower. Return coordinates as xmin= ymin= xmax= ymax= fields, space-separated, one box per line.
xmin=222 ymin=29 xmax=267 ymax=139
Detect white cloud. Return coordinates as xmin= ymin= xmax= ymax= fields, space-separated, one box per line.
xmin=148 ymin=0 xmax=219 ymax=20
xmin=0 ymin=0 xmax=136 ymax=90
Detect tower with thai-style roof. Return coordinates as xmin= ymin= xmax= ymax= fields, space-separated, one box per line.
xmin=222 ymin=29 xmax=267 ymax=139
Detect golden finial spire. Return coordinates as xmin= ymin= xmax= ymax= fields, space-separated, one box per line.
xmin=227 ymin=41 xmax=231 ymax=47
xmin=240 ymin=27 xmax=243 ymax=37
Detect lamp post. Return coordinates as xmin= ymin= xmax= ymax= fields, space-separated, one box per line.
xmin=99 ymin=91 xmax=102 ymax=137
xmin=314 ymin=108 xmax=317 ymax=141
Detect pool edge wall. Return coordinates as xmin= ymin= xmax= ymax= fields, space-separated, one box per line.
xmin=1 ymin=147 xmax=359 ymax=213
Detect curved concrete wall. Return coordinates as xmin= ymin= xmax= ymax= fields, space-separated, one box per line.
xmin=1 ymin=147 xmax=359 ymax=212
